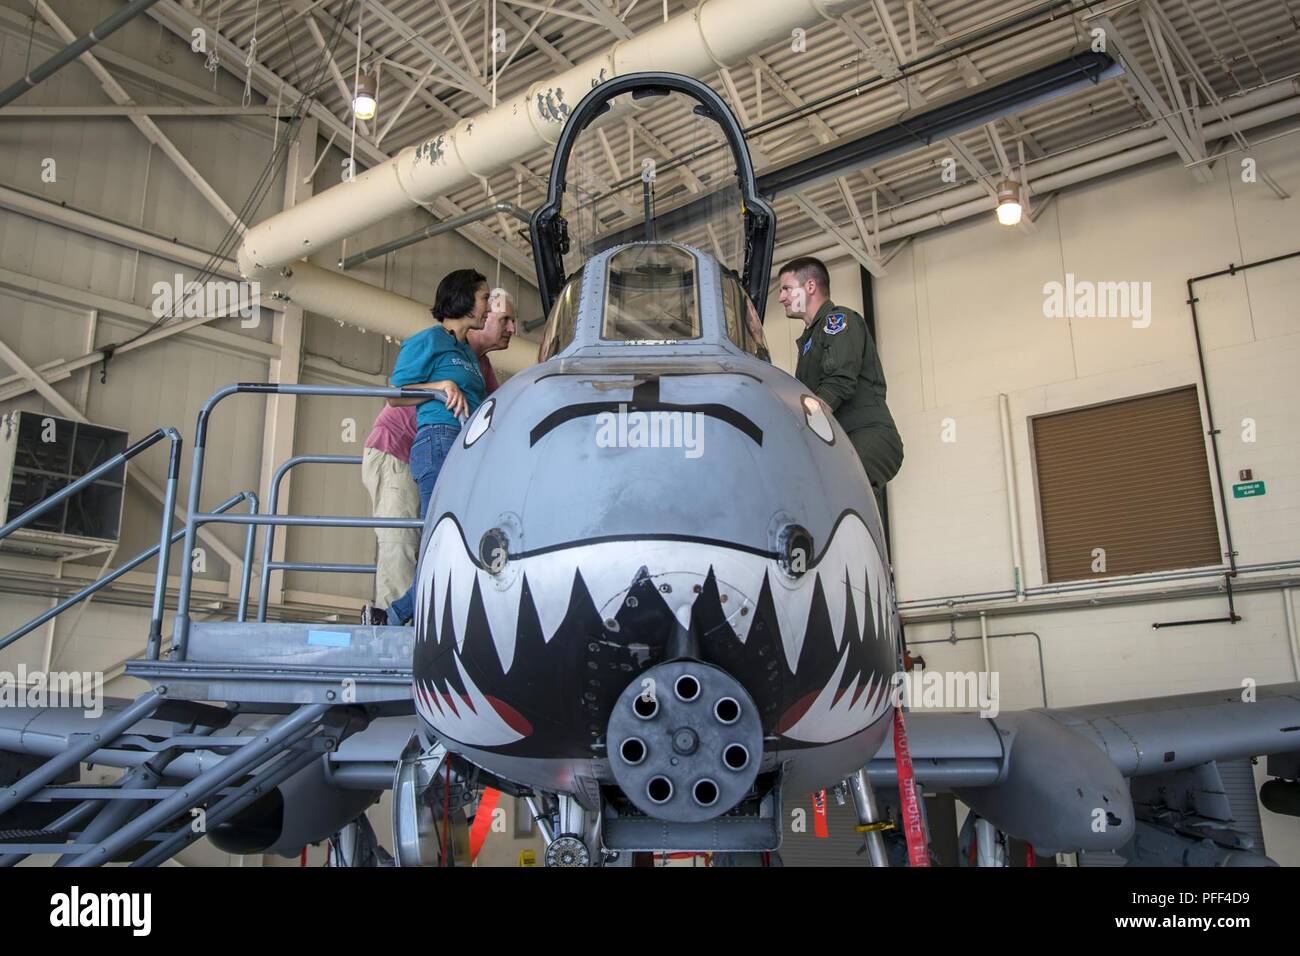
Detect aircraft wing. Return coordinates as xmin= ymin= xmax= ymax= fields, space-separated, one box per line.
xmin=4 ymin=683 xmax=1297 ymax=862
xmin=865 ymin=681 xmax=1300 ymax=860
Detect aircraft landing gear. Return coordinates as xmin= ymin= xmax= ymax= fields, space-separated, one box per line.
xmin=847 ymin=768 xmax=892 ymax=867
xmin=330 ymin=814 xmax=394 ymax=867
xmin=529 ymin=792 xmax=605 ymax=867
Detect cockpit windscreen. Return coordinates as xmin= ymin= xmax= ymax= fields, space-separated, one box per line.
xmin=558 ymin=90 xmax=750 ymax=277
xmin=602 ymin=244 xmax=699 ymax=342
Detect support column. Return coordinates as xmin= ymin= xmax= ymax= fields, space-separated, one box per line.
xmin=254 ymin=117 xmax=315 ymax=607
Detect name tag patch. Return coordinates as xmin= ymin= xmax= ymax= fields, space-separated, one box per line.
xmin=801 ymin=337 xmax=813 ymax=355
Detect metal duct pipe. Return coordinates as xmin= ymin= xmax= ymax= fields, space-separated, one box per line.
xmin=236 ymin=0 xmax=860 ymax=278
xmin=886 ymin=97 xmax=1300 ymax=243
xmin=269 ymin=258 xmax=432 ymax=334
xmin=1285 ymin=588 xmax=1300 ymax=681
xmin=489 ymin=335 xmax=544 ymax=378
xmin=267 ymin=258 xmax=540 ymax=374
xmin=341 ymin=202 xmax=530 ymax=270
xmin=998 ymin=393 xmax=1026 ymax=602
xmin=775 ymin=80 xmax=1300 ymax=266
xmin=979 ymin=611 xmax=992 ymax=684
xmin=0 ymin=0 xmax=163 ymax=109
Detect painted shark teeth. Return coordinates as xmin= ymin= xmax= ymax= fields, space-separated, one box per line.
xmin=767 ymin=568 xmax=819 ymax=671
xmin=414 ymin=662 xmax=525 ymax=748
xmin=415 ymin=511 xmax=891 ymax=678
xmin=779 ymin=658 xmax=894 ymax=744
xmin=813 ymin=512 xmax=873 ymax=651
xmin=701 ymin=549 xmax=763 ymax=644
xmin=475 ymin=567 xmax=522 ymax=673
xmin=765 ymin=512 xmax=888 ymax=669
xmin=518 ymin=550 xmax=580 ymax=642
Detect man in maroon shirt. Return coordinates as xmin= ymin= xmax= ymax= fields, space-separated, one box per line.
xmin=469 ymin=287 xmax=516 ymax=384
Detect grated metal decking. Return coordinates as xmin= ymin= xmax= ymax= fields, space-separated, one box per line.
xmin=126 ymin=622 xmax=416 ymax=712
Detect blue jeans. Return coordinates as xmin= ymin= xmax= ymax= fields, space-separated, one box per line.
xmin=388 ymin=424 xmax=459 ymax=624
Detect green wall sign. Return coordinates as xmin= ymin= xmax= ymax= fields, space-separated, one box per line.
xmin=1233 ymin=481 xmax=1266 ymax=499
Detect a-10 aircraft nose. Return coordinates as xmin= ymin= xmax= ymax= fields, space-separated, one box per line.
xmin=436 ymin=354 xmax=882 ymax=560
xmin=405 ymin=70 xmax=904 ymax=847
xmin=411 ymin=355 xmax=899 ymax=762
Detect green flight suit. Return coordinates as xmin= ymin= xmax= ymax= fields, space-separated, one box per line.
xmin=795 ymin=300 xmax=904 ymax=487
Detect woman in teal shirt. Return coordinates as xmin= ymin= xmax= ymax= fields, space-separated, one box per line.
xmin=381 ymin=268 xmax=489 ymax=625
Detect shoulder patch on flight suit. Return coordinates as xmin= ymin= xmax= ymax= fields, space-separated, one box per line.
xmin=824 ymin=312 xmax=846 ymax=335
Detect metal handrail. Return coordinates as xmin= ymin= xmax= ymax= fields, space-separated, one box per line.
xmin=0 ymin=425 xmax=183 ymax=654
xmin=234 ymin=491 xmax=259 ymax=625
xmin=172 ymin=384 xmax=440 ymax=659
xmin=257 ymin=454 xmax=360 ymax=621
xmin=2 ymin=491 xmax=253 ymax=657
xmin=252 ymin=454 xmax=434 ymax=622
xmin=0 ymin=426 xmax=176 ymax=541
xmin=147 ymin=430 xmax=184 ymax=652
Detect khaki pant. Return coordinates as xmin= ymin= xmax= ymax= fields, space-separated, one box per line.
xmin=361 ymin=447 xmax=421 ymax=608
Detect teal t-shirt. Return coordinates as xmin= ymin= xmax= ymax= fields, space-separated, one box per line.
xmin=390 ymin=325 xmax=486 ymax=429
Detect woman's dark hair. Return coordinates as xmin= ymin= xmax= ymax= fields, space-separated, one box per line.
xmin=431 ymin=268 xmax=488 ymax=321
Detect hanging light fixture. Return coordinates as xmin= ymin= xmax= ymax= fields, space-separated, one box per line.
xmin=996 ymin=179 xmax=1023 ymax=226
xmin=353 ymin=72 xmax=377 ymax=121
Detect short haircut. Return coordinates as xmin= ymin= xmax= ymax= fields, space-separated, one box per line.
xmin=432 ymin=268 xmax=488 ymax=320
xmin=489 ymin=287 xmax=515 ymax=312
xmin=778 ymin=256 xmax=830 ymax=295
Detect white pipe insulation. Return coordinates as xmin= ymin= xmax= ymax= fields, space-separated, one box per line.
xmin=238 ymin=0 xmax=861 ymax=282
xmin=278 ymin=259 xmax=540 ymax=373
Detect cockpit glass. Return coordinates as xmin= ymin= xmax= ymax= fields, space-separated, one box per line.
xmin=538 ymin=269 xmax=583 ymax=361
xmin=721 ymin=272 xmax=768 ymax=358
xmin=603 ymin=244 xmax=699 ymax=342
xmin=558 ymin=90 xmax=750 ymax=276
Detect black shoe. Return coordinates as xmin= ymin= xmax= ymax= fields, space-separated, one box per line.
xmin=360 ymin=605 xmax=389 ymax=626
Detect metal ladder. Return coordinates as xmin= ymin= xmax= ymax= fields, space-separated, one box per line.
xmin=0 ymin=382 xmax=430 ymax=866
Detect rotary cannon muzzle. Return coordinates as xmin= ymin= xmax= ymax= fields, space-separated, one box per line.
xmin=606 ymin=660 xmax=763 ymax=823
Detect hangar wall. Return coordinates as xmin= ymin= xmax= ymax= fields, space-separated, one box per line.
xmin=859 ymin=135 xmax=1299 ymax=864
xmin=0 ymin=2 xmax=540 ymax=685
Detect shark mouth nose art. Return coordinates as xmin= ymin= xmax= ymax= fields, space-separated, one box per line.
xmin=411 ymin=513 xmax=897 ymax=753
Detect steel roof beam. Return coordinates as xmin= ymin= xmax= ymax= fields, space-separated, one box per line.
xmin=791 ymin=193 xmax=886 ymax=277
xmin=573 ymin=0 xmax=636 ymax=40
xmin=148 ymin=1 xmax=538 ymax=291
xmin=365 ymin=0 xmax=493 ymax=106
xmin=1097 ymin=14 xmax=1214 ymax=182
xmin=33 ymin=1 xmax=246 ymax=232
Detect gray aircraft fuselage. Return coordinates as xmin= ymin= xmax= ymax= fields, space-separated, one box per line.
xmin=410 ymin=239 xmax=900 ymax=819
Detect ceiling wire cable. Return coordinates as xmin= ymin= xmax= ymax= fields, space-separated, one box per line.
xmin=99 ymin=0 xmax=359 ymax=371
xmin=243 ymin=0 xmax=262 ymax=108
xmin=273 ymin=0 xmax=303 ymax=84
xmin=349 ymin=1 xmax=364 ymax=184
xmin=152 ymin=2 xmax=354 ymax=294
xmin=206 ymin=1 xmax=223 ymax=83
xmin=22 ymin=7 xmax=37 ymax=75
